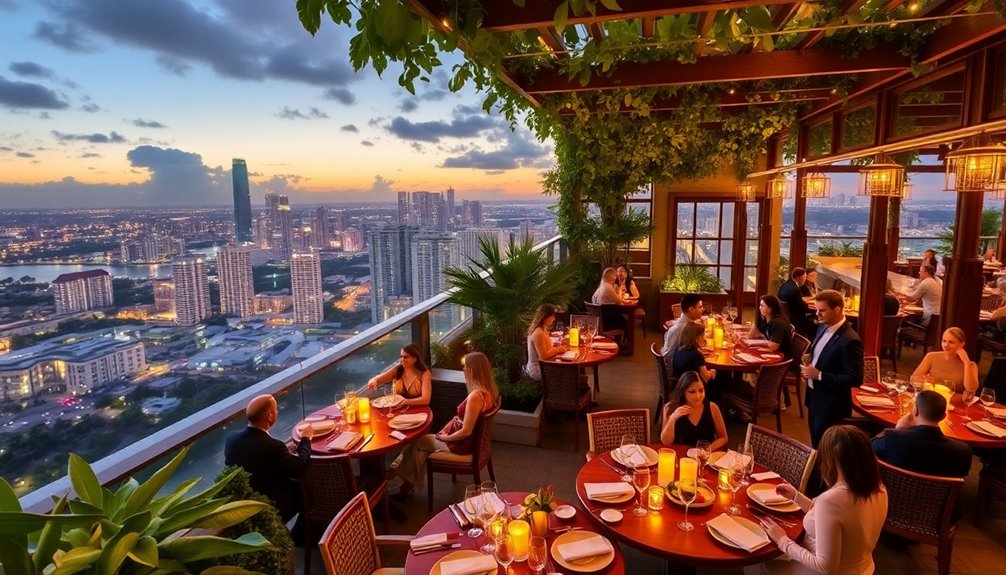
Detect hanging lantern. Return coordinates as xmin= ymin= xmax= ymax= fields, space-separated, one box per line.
xmin=766 ymin=175 xmax=791 ymax=199
xmin=801 ymin=172 xmax=831 ymax=198
xmin=858 ymin=154 xmax=904 ymax=197
xmin=990 ymin=179 xmax=1006 ymax=200
xmin=944 ymin=132 xmax=1006 ymax=192
xmin=736 ymin=179 xmax=756 ymax=202
xmin=900 ymin=181 xmax=913 ymax=200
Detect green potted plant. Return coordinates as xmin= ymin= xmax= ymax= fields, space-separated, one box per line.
xmin=659 ymin=261 xmax=728 ymax=323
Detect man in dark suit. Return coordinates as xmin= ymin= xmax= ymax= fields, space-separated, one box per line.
xmin=871 ymin=390 xmax=972 ymax=478
xmin=225 ymin=394 xmax=314 ymax=522
xmin=800 ymin=290 xmax=864 ymax=448
xmin=779 ymin=267 xmax=815 ymax=339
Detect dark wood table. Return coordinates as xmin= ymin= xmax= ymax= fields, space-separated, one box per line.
xmin=541 ymin=335 xmax=621 ymax=393
xmin=852 ymin=387 xmax=1006 ymax=448
xmin=575 ymin=444 xmax=804 ymax=569
xmin=704 ymin=331 xmax=787 ymax=374
xmin=405 ymin=491 xmax=626 ymax=574
xmin=292 ymin=403 xmax=434 ymax=457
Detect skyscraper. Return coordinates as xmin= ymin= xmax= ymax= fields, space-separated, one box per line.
xmin=446 ymin=187 xmax=456 ymax=228
xmin=274 ymin=196 xmax=293 ymax=260
xmin=411 ymin=191 xmax=442 ymax=229
xmin=310 ymin=206 xmax=329 ymax=248
xmin=411 ymin=232 xmax=457 ymax=303
xmin=291 ymin=251 xmax=323 ymax=324
xmin=458 ymin=227 xmax=509 ymax=267
xmin=232 ymin=159 xmax=252 ymax=243
xmin=341 ymin=227 xmax=364 ymax=252
xmin=216 ymin=245 xmax=254 ymax=318
xmin=171 ymin=257 xmax=211 ymax=326
xmin=462 ymin=200 xmax=483 ymax=226
xmin=52 ymin=270 xmax=114 ymax=314
xmin=368 ymin=226 xmax=418 ymax=323
xmin=152 ymin=278 xmax=175 ymax=316
xmin=397 ymin=192 xmax=411 ymax=225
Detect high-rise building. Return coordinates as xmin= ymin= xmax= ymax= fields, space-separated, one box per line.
xmin=462 ymin=200 xmax=483 ymax=226
xmin=232 ymin=159 xmax=253 ymax=243
xmin=255 ymin=213 xmax=271 ymax=249
xmin=331 ymin=209 xmax=345 ymax=233
xmin=368 ymin=226 xmax=419 ymax=323
xmin=446 ymin=187 xmax=456 ymax=227
xmin=518 ymin=219 xmax=535 ymax=243
xmin=341 ymin=227 xmax=364 ymax=252
xmin=290 ymin=251 xmax=323 ymax=324
xmin=397 ymin=191 xmax=411 ymax=225
xmin=264 ymin=192 xmax=280 ymax=232
xmin=152 ymin=278 xmax=175 ymax=316
xmin=310 ymin=206 xmax=329 ymax=248
xmin=216 ymin=245 xmax=254 ymax=318
xmin=411 ymin=191 xmax=442 ymax=229
xmin=274 ymin=197 xmax=293 ymax=260
xmin=52 ymin=270 xmax=114 ymax=314
xmin=171 ymin=257 xmax=211 ymax=326
xmin=411 ymin=232 xmax=457 ymax=303
xmin=458 ymin=227 xmax=509 ymax=266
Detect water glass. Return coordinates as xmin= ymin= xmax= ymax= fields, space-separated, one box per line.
xmin=463 ymin=485 xmax=484 ymax=539
xmin=738 ymin=443 xmax=754 ymax=486
xmin=676 ymin=478 xmax=697 ymax=532
xmin=494 ymin=534 xmax=515 ymax=574
xmin=528 ymin=537 xmax=547 ymax=574
xmin=962 ymin=389 xmax=977 ymax=422
xmin=632 ymin=467 xmax=651 ymax=517
xmin=981 ymin=388 xmax=997 ymax=420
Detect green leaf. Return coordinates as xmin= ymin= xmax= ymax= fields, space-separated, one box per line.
xmin=112 ymin=478 xmax=140 ymax=512
xmin=761 ymin=33 xmax=774 ymax=52
xmin=95 ymin=531 xmax=138 ymax=575
xmin=0 ymin=512 xmax=101 ymax=535
xmin=68 ymin=453 xmax=103 ymax=508
xmin=33 ymin=496 xmax=66 ymax=573
xmin=512 ymin=0 xmax=525 ymax=6
xmin=189 ymin=501 xmax=268 ymax=530
xmin=63 ymin=527 xmax=91 ymax=549
xmin=50 ymin=546 xmax=101 ymax=575
xmin=0 ymin=534 xmax=34 ymax=575
xmin=375 ymin=0 xmax=406 ymax=48
xmin=120 ymin=446 xmax=190 ymax=520
xmin=152 ymin=498 xmax=232 ymax=538
xmin=295 ymin=0 xmax=325 ymax=35
xmin=127 ymin=536 xmax=159 ymax=568
xmin=199 ymin=567 xmax=268 ymax=575
xmin=0 ymin=477 xmax=21 ymax=513
xmin=598 ymin=0 xmax=621 ymax=11
xmin=744 ymin=6 xmax=772 ymax=31
xmin=159 ymin=533 xmax=272 ymax=563
xmin=553 ymin=1 xmax=569 ymax=33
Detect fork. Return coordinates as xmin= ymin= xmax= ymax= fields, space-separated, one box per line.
xmin=745 ymin=504 xmax=797 ymax=528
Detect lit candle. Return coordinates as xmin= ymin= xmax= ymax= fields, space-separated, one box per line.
xmin=713 ymin=327 xmax=724 ymax=350
xmin=648 ymin=485 xmax=664 ymax=511
xmin=933 ymin=383 xmax=953 ymax=410
xmin=852 ymin=295 xmax=860 ymax=311
xmin=344 ymin=399 xmax=358 ymax=424
xmin=705 ymin=316 xmax=716 ymax=335
xmin=568 ymin=327 xmax=579 ymax=348
xmin=508 ymin=519 xmax=530 ymax=561
xmin=531 ymin=510 xmax=549 ymax=538
xmin=488 ymin=518 xmax=507 ymax=542
xmin=657 ymin=448 xmax=676 ymax=487
xmin=679 ymin=457 xmax=698 ymax=486
xmin=718 ymin=468 xmax=732 ymax=491
xmin=356 ymin=397 xmax=371 ymax=424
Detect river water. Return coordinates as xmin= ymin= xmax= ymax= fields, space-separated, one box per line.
xmin=0 ymin=247 xmax=220 ymax=283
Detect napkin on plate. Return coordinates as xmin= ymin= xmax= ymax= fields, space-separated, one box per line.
xmin=859 ymin=395 xmax=896 ymax=408
xmin=556 ymin=534 xmax=612 ymax=562
xmin=617 ymin=445 xmax=647 ymax=467
xmin=714 ymin=450 xmax=751 ymax=470
xmin=734 ymin=353 xmax=761 ymax=363
xmin=592 ymin=341 xmax=619 ymax=350
xmin=391 ymin=413 xmax=427 ymax=426
xmin=987 ymin=406 xmax=1006 ymax=419
xmin=859 ymin=384 xmax=882 ymax=393
xmin=584 ymin=482 xmax=635 ymax=501
xmin=749 ymin=488 xmax=791 ymax=506
xmin=439 ymin=554 xmax=499 ymax=575
xmin=410 ymin=532 xmax=453 ymax=550
xmin=459 ymin=492 xmax=507 ymax=521
xmin=326 ymin=431 xmax=362 ymax=451
xmin=972 ymin=420 xmax=1006 ymax=438
xmin=707 ymin=514 xmax=770 ymax=552
xmin=750 ymin=471 xmax=781 ymax=481
xmin=743 ymin=338 xmax=773 ymax=347
xmin=558 ymin=351 xmax=578 ymax=360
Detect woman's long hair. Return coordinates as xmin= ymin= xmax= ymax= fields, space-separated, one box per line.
xmin=462 ymin=351 xmax=499 ymax=404
xmin=528 ymin=304 xmax=559 ymax=337
xmin=818 ymin=425 xmax=883 ymax=502
xmin=394 ymin=343 xmax=429 ymax=380
xmin=678 ymin=322 xmax=705 ymax=350
xmin=667 ymin=371 xmax=703 ymax=410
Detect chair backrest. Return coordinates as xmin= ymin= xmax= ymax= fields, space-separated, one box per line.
xmin=779 ymin=301 xmax=791 ymax=322
xmin=301 ymin=455 xmax=358 ymax=526
xmin=982 ymin=293 xmax=1004 ymax=312
xmin=983 ymin=357 xmax=1006 ymax=398
xmin=789 ymin=334 xmax=810 ymax=375
xmin=587 ymin=409 xmax=651 ymax=453
xmin=583 ymin=302 xmax=607 ymax=332
xmin=472 ymin=401 xmax=501 ymax=470
xmin=650 ymin=342 xmax=676 ymax=395
xmin=863 ymin=356 xmax=880 ymax=385
xmin=925 ymin=315 xmax=942 ymax=346
xmin=671 ymin=303 xmax=682 ymax=319
xmin=744 ymin=424 xmax=817 ymax=493
xmin=318 ymin=492 xmax=379 ymax=575
xmin=878 ymin=460 xmax=963 ymax=544
xmin=570 ymin=313 xmax=595 ymax=332
xmin=752 ymin=360 xmax=792 ymax=411
xmin=881 ymin=315 xmax=902 ymax=348
xmin=539 ymin=361 xmax=585 ymax=410
xmin=907 ymin=257 xmax=923 ymax=278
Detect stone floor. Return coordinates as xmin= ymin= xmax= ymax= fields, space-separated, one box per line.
xmin=300 ymin=323 xmax=1006 ymax=574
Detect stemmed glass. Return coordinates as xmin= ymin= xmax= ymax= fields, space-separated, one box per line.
xmin=738 ymin=443 xmax=754 ymax=487
xmin=494 ymin=534 xmax=515 ymax=575
xmin=632 ymin=467 xmax=651 ymax=517
xmin=883 ymin=371 xmax=897 ymax=393
xmin=980 ymin=388 xmax=997 ymax=420
xmin=962 ymin=389 xmax=978 ymax=422
xmin=617 ymin=434 xmax=636 ymax=482
xmin=478 ymin=481 xmax=500 ymax=554
xmin=695 ymin=440 xmax=711 ymax=480
xmin=676 ymin=476 xmax=698 ymax=532
xmin=528 ymin=537 xmax=548 ymax=575
xmin=463 ymin=485 xmax=484 ymax=539
xmin=727 ymin=306 xmax=738 ymax=323
xmin=719 ymin=461 xmax=742 ymax=515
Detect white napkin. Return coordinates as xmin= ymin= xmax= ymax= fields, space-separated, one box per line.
xmin=326 ymin=431 xmax=362 ymax=451
xmin=391 ymin=413 xmax=427 ymax=425
xmin=987 ymin=406 xmax=1006 ymax=419
xmin=859 ymin=395 xmax=896 ymax=407
xmin=744 ymin=338 xmax=773 ymax=346
xmin=584 ymin=482 xmax=635 ymax=501
xmin=860 ymin=385 xmax=882 ymax=393
xmin=972 ymin=420 xmax=1006 ymax=438
xmin=734 ymin=353 xmax=761 ymax=363
xmin=410 ymin=532 xmax=448 ymax=550
xmin=556 ymin=534 xmax=612 ymax=562
xmin=750 ymin=471 xmax=780 ymax=481
xmin=617 ymin=445 xmax=647 ymax=467
xmin=750 ymin=488 xmax=791 ymax=506
xmin=459 ymin=492 xmax=506 ymax=521
xmin=389 ymin=430 xmax=408 ymax=441
xmin=559 ymin=351 xmax=578 ymax=360
xmin=714 ymin=450 xmax=751 ymax=470
xmin=707 ymin=514 xmax=770 ymax=552
xmin=592 ymin=341 xmax=619 ymax=350
xmin=439 ymin=554 xmax=498 ymax=575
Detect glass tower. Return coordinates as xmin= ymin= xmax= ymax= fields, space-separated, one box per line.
xmin=231 ymin=158 xmax=253 ymax=243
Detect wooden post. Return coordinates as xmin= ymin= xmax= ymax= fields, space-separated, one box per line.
xmin=942 ymin=191 xmax=985 ymax=357
xmin=861 ymin=195 xmax=890 ymax=356
xmin=998 ymin=197 xmax=1006 ymax=262
xmin=791 ymin=128 xmax=809 ymax=270
xmin=887 ymin=198 xmax=902 ymax=269
xmin=757 ymin=197 xmax=774 ymax=297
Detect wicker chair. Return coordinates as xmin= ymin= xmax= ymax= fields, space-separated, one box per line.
xmin=879 ymin=460 xmax=964 ymax=575
xmin=880 ymin=314 xmax=902 ymax=372
xmin=650 ymin=342 xmax=676 ymax=424
xmin=898 ymin=314 xmax=941 ymax=358
xmin=743 ymin=424 xmax=817 ymax=493
xmin=426 ymin=402 xmax=500 ymax=512
xmin=587 ymin=409 xmax=651 ymax=458
xmin=301 ymin=455 xmax=390 ymax=575
xmin=584 ymin=302 xmax=626 ymax=347
xmin=318 ymin=492 xmax=411 ymax=575
xmin=981 ymin=293 xmax=1004 ymax=312
xmin=863 ymin=355 xmax=880 ymax=385
xmin=671 ymin=303 xmax=682 ymax=319
xmin=975 ymin=463 xmax=1006 ymax=526
xmin=782 ymin=334 xmax=810 ymax=418
xmin=540 ymin=361 xmax=592 ymax=452
xmin=721 ymin=360 xmax=792 ymax=433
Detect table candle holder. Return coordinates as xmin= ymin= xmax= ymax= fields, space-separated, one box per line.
xmin=647 ymin=485 xmax=664 ymax=511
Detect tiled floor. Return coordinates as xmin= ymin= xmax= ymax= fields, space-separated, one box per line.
xmin=301 ymin=326 xmax=1006 ymax=574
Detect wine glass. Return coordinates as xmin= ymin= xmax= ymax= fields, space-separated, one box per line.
xmin=962 ymin=389 xmax=977 ymax=422
xmin=632 ymin=467 xmax=651 ymax=517
xmin=617 ymin=434 xmax=636 ymax=482
xmin=738 ymin=443 xmax=754 ymax=486
xmin=883 ymin=371 xmax=896 ymax=392
xmin=554 ymin=320 xmax=565 ymax=336
xmin=980 ymin=388 xmax=997 ymax=420
xmin=587 ymin=317 xmax=598 ymax=340
xmin=695 ymin=440 xmax=711 ymax=479
xmin=528 ymin=536 xmax=548 ymax=575
xmin=727 ymin=306 xmax=738 ymax=323
xmin=494 ymin=534 xmax=515 ymax=575
xmin=463 ymin=485 xmax=484 ymax=539
xmin=676 ymin=477 xmax=698 ymax=532
xmin=719 ymin=462 xmax=742 ymax=515
xmin=478 ymin=482 xmax=500 ymax=553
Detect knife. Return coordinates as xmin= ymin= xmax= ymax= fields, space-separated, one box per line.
xmin=412 ymin=543 xmax=462 ymax=555
xmin=356 ymin=433 xmax=375 ymax=452
xmin=597 ymin=456 xmax=625 ymax=476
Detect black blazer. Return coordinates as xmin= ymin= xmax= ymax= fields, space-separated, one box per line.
xmin=871 ymin=425 xmax=972 ymax=478
xmin=805 ymin=320 xmax=864 ymax=424
xmin=225 ymin=426 xmax=311 ymax=520
xmin=779 ymin=279 xmax=813 ymax=335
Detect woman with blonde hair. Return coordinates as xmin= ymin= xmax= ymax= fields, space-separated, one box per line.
xmin=525 ymin=303 xmax=570 ymax=380
xmin=392 ymin=352 xmax=500 ymax=497
xmin=591 ymin=267 xmax=621 ymax=305
xmin=911 ymin=327 xmax=979 ymax=393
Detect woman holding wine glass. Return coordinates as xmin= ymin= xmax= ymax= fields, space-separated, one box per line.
xmin=365 ymin=343 xmax=432 ymax=406
xmin=910 ymin=327 xmax=979 ymax=394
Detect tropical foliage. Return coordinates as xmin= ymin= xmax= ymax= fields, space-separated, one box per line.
xmin=816 ymin=241 xmax=865 ymax=257
xmin=661 ymin=263 xmax=724 ymax=293
xmin=936 ymin=208 xmax=1003 ymax=255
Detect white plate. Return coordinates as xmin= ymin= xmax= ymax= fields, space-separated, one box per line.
xmin=587 ymin=489 xmax=635 ymax=504
xmin=966 ymin=420 xmax=1006 ymax=438
xmin=665 ymin=481 xmax=715 ymax=508
xmin=554 ymin=504 xmax=576 ymax=519
xmin=430 ymin=550 xmax=495 ymax=575
xmin=746 ymin=483 xmax=801 ymax=513
xmin=372 ymin=394 xmax=405 ymax=408
xmin=551 ymin=531 xmax=615 ymax=572
xmin=599 ymin=509 xmax=622 ymax=523
xmin=388 ymin=413 xmax=428 ymax=430
xmin=706 ymin=515 xmax=768 ymax=550
xmin=592 ymin=341 xmax=619 ymax=350
xmin=611 ymin=445 xmax=658 ymax=468
xmin=296 ymin=419 xmax=337 ymax=436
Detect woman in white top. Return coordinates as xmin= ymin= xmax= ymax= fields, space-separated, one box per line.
xmin=525 ymin=303 xmax=570 ymax=380
xmin=366 ymin=343 xmax=432 ymax=406
xmin=591 ymin=267 xmax=621 ymax=304
xmin=911 ymin=327 xmax=979 ymax=393
xmin=748 ymin=425 xmax=888 ymax=575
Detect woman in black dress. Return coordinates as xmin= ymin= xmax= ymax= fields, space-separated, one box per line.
xmin=671 ymin=322 xmax=717 ymax=382
xmin=659 ymin=371 xmax=729 ymax=450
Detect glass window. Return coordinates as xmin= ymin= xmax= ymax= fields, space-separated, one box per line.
xmin=807 ymin=119 xmax=833 ymax=159
xmin=673 ymin=201 xmax=756 ymax=294
xmin=840 ymin=104 xmax=876 ymax=150
xmin=892 ymin=68 xmax=965 ymax=138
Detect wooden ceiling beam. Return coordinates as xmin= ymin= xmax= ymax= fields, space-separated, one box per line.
xmin=793 ymin=0 xmax=870 ymax=51
xmin=641 ymin=16 xmax=655 ymax=37
xmin=554 ymin=90 xmax=833 ymax=115
xmin=695 ymin=12 xmax=716 ymax=57
xmin=521 ymin=48 xmax=909 ymax=94
xmin=771 ymin=3 xmax=802 ymax=29
xmin=588 ymin=22 xmax=606 ymax=41
xmin=537 ymin=27 xmax=568 ymax=57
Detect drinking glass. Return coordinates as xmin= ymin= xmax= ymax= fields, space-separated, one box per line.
xmin=738 ymin=443 xmax=754 ymax=486
xmin=676 ymin=477 xmax=698 ymax=532
xmin=617 ymin=434 xmax=636 ymax=482
xmin=720 ymin=463 xmax=742 ymax=515
xmin=962 ymin=389 xmax=977 ymax=422
xmin=478 ymin=482 xmax=500 ymax=553
xmin=587 ymin=317 xmax=598 ymax=339
xmin=695 ymin=440 xmax=711 ymax=479
xmin=632 ymin=467 xmax=651 ymax=517
xmin=463 ymin=485 xmax=484 ymax=539
xmin=494 ymin=534 xmax=515 ymax=574
xmin=528 ymin=537 xmax=548 ymax=574
xmin=980 ymin=388 xmax=997 ymax=420
xmin=801 ymin=353 xmax=812 ymax=367
xmin=883 ymin=371 xmax=896 ymax=392
xmin=554 ymin=320 xmax=565 ymax=335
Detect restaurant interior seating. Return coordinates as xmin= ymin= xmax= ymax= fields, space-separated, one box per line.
xmin=670 ymin=303 xmax=682 ymax=320
xmin=898 ymin=314 xmax=942 ymax=358
xmin=878 ymin=460 xmax=964 ymax=575
xmin=782 ymin=334 xmax=810 ymax=418
xmin=981 ymin=358 xmax=1006 ymax=398
xmin=587 ymin=409 xmax=651 ymax=456
xmin=906 ymin=257 xmax=923 ymax=278
xmin=977 ymin=332 xmax=1006 ymax=362
xmin=318 ymin=492 xmax=410 ymax=575
xmin=981 ymin=293 xmax=1004 ymax=312
xmin=779 ymin=301 xmax=791 ymax=323
xmin=880 ymin=315 xmax=902 ymax=372
xmin=720 ymin=360 xmax=792 ymax=432
xmin=426 ymin=402 xmax=501 ymax=512
xmin=650 ymin=342 xmax=676 ymax=423
xmin=743 ymin=423 xmax=817 ymax=493
xmin=584 ymin=301 xmax=625 ymax=349
xmin=300 ymin=454 xmax=390 ymax=575
xmin=539 ymin=361 xmax=592 ymax=452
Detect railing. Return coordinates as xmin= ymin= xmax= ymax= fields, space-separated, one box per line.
xmin=779 ymin=235 xmax=999 ymax=258
xmin=16 ymin=237 xmax=567 ymax=512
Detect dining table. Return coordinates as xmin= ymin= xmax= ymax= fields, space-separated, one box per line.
xmin=405 ymin=491 xmax=626 ymax=575
xmin=541 ymin=335 xmax=621 ymax=393
xmin=851 ymin=386 xmax=1006 ymax=448
xmin=575 ymin=444 xmax=805 ymax=572
xmin=703 ymin=325 xmax=788 ymax=374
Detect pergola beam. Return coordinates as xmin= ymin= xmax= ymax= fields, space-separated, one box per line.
xmin=537 ymin=27 xmax=568 ymax=57
xmin=793 ymin=0 xmax=870 ymax=50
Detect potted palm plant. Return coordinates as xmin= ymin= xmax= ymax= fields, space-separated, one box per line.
xmin=659 ymin=261 xmax=729 ymax=324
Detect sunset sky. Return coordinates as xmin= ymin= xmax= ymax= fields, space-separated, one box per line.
xmin=0 ymin=0 xmax=555 ymax=208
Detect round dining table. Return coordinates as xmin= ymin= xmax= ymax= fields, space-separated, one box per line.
xmin=852 ymin=387 xmax=1006 ymax=448
xmin=540 ymin=335 xmax=621 ymax=393
xmin=575 ymin=444 xmax=804 ymax=570
xmin=703 ymin=329 xmax=787 ymax=374
xmin=405 ymin=491 xmax=626 ymax=574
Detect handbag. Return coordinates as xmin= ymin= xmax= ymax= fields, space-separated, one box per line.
xmin=439 ymin=415 xmax=473 ymax=455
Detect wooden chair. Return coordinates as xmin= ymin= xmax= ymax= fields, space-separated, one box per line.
xmin=863 ymin=355 xmax=880 ymax=385
xmin=650 ymin=342 xmax=676 ymax=424
xmin=977 ymin=333 xmax=1006 ymax=362
xmin=782 ymin=334 xmax=809 ymax=418
xmin=721 ymin=360 xmax=792 ymax=433
xmin=898 ymin=314 xmax=941 ymax=358
xmin=539 ymin=361 xmax=592 ymax=452
xmin=318 ymin=492 xmax=411 ymax=575
xmin=302 ymin=455 xmax=390 ymax=575
xmin=975 ymin=463 xmax=1006 ymax=527
xmin=587 ymin=409 xmax=651 ymax=458
xmin=671 ymin=303 xmax=682 ymax=319
xmin=743 ymin=424 xmax=817 ymax=493
xmin=880 ymin=315 xmax=902 ymax=372
xmin=779 ymin=301 xmax=791 ymax=323
xmin=879 ymin=460 xmax=964 ymax=575
xmin=906 ymin=257 xmax=923 ymax=278
xmin=426 ymin=402 xmax=500 ymax=512
xmin=981 ymin=293 xmax=1004 ymax=312
xmin=584 ymin=301 xmax=626 ymax=348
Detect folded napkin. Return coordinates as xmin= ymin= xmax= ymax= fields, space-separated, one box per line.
xmin=617 ymin=445 xmax=647 ymax=467
xmin=707 ymin=514 xmax=770 ymax=552
xmin=859 ymin=395 xmax=896 ymax=408
xmin=410 ymin=532 xmax=452 ymax=550
xmin=389 ymin=430 xmax=407 ymax=441
xmin=860 ymin=385 xmax=882 ymax=393
xmin=584 ymin=482 xmax=635 ymax=501
xmin=459 ymin=492 xmax=506 ymax=521
xmin=439 ymin=554 xmax=498 ymax=575
xmin=556 ymin=534 xmax=612 ymax=562
xmin=391 ymin=413 xmax=427 ymax=425
xmin=750 ymin=471 xmax=781 ymax=481
xmin=972 ymin=420 xmax=1006 ymax=438
xmin=714 ymin=450 xmax=751 ymax=470
xmin=743 ymin=338 xmax=773 ymax=347
xmin=592 ymin=341 xmax=619 ymax=350
xmin=558 ymin=351 xmax=578 ymax=360
xmin=734 ymin=352 xmax=761 ymax=363
xmin=987 ymin=406 xmax=1006 ymax=419
xmin=750 ymin=488 xmax=791 ymax=506
xmin=326 ymin=431 xmax=362 ymax=451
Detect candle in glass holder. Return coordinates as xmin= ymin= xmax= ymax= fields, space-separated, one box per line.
xmin=488 ymin=518 xmax=507 ymax=542
xmin=648 ymin=485 xmax=664 ymax=511
xmin=344 ymin=399 xmax=358 ymax=424
xmin=357 ymin=397 xmax=371 ymax=424
xmin=852 ymin=294 xmax=860 ymax=311
xmin=713 ymin=327 xmax=724 ymax=350
xmin=718 ymin=468 xmax=731 ymax=491
xmin=508 ymin=519 xmax=530 ymax=561
xmin=569 ymin=327 xmax=579 ymax=348
xmin=657 ymin=448 xmax=676 ymax=487
xmin=679 ymin=457 xmax=698 ymax=485
xmin=705 ymin=316 xmax=716 ymax=335
xmin=531 ymin=510 xmax=549 ymax=538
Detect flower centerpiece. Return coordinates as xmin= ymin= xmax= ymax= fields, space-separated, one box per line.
xmin=522 ymin=485 xmax=558 ymax=518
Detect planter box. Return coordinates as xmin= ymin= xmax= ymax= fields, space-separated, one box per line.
xmin=659 ymin=291 xmax=731 ymax=325
xmin=492 ymin=399 xmax=543 ymax=447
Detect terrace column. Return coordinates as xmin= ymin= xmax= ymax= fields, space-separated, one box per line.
xmin=998 ymin=197 xmax=1006 ymax=261
xmin=757 ymin=196 xmax=775 ymax=297
xmin=860 ymin=195 xmax=890 ymax=356
xmin=791 ymin=168 xmax=808 ymax=270
xmin=887 ymin=198 xmax=901 ymax=269
xmin=942 ymin=192 xmax=985 ymax=357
